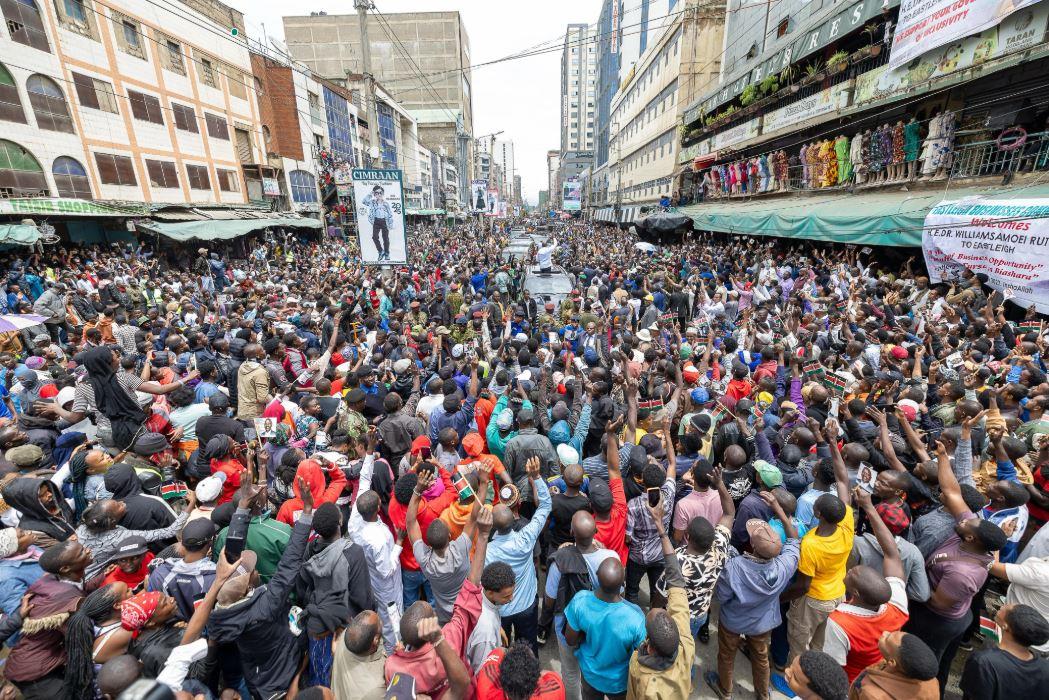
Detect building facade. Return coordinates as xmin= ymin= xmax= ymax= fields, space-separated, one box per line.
xmin=561 ymin=23 xmax=598 ymax=153
xmin=0 ymin=0 xmax=264 ymax=205
xmin=282 ymin=10 xmax=474 ymax=189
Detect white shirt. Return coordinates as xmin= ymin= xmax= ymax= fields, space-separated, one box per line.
xmin=156 ymin=638 xmax=209 ymax=691
xmin=348 ymin=454 xmax=403 ymax=605
xmin=1005 ymin=557 xmax=1049 ymax=652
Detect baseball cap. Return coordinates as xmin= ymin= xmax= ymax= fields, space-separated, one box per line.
xmin=588 ymin=477 xmax=613 ymax=512
xmin=181 ymin=518 xmax=217 ymax=550
xmin=753 ymin=459 xmax=783 ymax=487
xmin=747 ymin=519 xmax=783 ymax=558
xmin=393 ymin=358 xmax=412 ymax=374
xmin=557 ymin=443 xmax=580 ymax=466
xmin=495 ymin=409 xmax=514 ymax=430
xmin=195 ymin=472 xmax=227 ymax=503
xmin=109 ymin=535 xmax=148 ymax=562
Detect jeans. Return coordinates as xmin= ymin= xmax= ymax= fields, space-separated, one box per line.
xmin=624 ymin=558 xmax=665 ymax=605
xmin=501 ymin=598 xmax=539 ymax=656
xmin=904 ymin=601 xmax=973 ymax=696
xmin=401 ymin=568 xmax=434 ymax=611
xmin=716 ymin=622 xmax=772 ymax=699
xmin=372 ymin=218 xmax=390 ymax=256
xmin=559 ymin=637 xmax=582 ymax=700
xmin=580 ymin=675 xmax=626 ymax=700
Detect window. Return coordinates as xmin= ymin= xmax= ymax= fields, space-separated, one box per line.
xmin=0 ymin=139 xmax=47 ymax=197
xmin=71 ymin=72 xmax=118 ymax=113
xmin=52 ymin=156 xmax=91 ymax=198
xmin=289 ymin=170 xmax=316 ymax=203
xmin=205 ymin=112 xmax=228 ymax=140
xmin=234 ymin=126 xmax=252 ymax=163
xmin=777 ymin=17 xmax=791 ymax=38
xmin=94 ymin=152 xmax=136 ymax=186
xmin=113 ymin=13 xmax=144 ymax=59
xmin=159 ymin=35 xmax=184 ymax=74
xmin=127 ymin=90 xmax=164 ymax=125
xmin=171 ymin=102 xmax=197 ymax=132
xmin=0 ymin=63 xmax=25 ymax=123
xmin=2 ymin=0 xmax=50 ymax=51
xmin=26 ymin=75 xmax=74 ymax=133
xmin=198 ymin=56 xmax=217 ymax=88
xmin=185 ymin=164 xmax=209 ymax=190
xmin=224 ymin=64 xmax=247 ymax=100
xmin=144 ymin=159 xmax=178 ymax=188
xmin=216 ymin=169 xmax=238 ymax=192
xmin=55 ymin=0 xmax=95 ymax=38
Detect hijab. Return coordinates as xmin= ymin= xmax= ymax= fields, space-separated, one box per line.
xmin=82 ymin=346 xmax=147 ymax=450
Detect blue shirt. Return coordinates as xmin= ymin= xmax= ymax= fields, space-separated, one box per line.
xmin=564 ymin=590 xmax=646 ymax=694
xmin=485 ymin=478 xmax=551 ymax=616
xmin=194 ymin=381 xmax=221 ymax=404
xmin=769 ymin=516 xmax=810 ymax=543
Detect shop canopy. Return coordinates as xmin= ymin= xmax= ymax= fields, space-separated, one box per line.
xmin=405 ymin=208 xmax=445 ymax=215
xmin=137 ymin=216 xmax=322 ymax=242
xmin=678 ymin=184 xmax=1049 ymax=246
xmin=0 ymin=198 xmax=147 ymax=217
xmin=0 ymin=223 xmax=41 ymax=245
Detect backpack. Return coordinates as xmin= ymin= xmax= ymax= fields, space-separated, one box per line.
xmin=552 ymin=545 xmax=594 ymax=637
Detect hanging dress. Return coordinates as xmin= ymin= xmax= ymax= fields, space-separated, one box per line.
xmin=921 ymin=114 xmax=944 ymax=175
xmin=821 ymin=140 xmax=838 ymax=187
xmin=880 ymin=127 xmax=894 ymax=169
xmin=835 ymin=135 xmax=851 ymax=183
xmin=903 ymin=121 xmax=921 ymax=162
xmin=800 ymin=145 xmax=810 ymax=187
xmin=891 ymin=123 xmax=905 ymax=164
xmin=850 ymin=133 xmax=865 ymax=178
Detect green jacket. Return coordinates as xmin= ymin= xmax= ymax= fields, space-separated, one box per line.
xmin=485 ymin=394 xmax=532 ymax=463
xmin=213 ymin=513 xmax=291 ymax=582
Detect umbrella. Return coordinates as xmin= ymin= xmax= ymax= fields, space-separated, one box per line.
xmin=634 ymin=242 xmax=658 ymax=253
xmin=0 ymin=313 xmax=47 ymax=332
xmin=636 ymin=210 xmax=692 ymax=235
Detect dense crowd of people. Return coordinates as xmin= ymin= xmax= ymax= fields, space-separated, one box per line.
xmin=0 ymin=220 xmax=1047 ymax=700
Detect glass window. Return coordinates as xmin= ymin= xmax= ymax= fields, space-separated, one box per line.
xmin=216 ymin=169 xmax=238 ymax=192
xmin=127 ymin=90 xmax=164 ymax=125
xmin=323 ymin=86 xmax=355 ymax=166
xmin=0 ymin=63 xmax=25 ymax=123
xmin=144 ymin=159 xmax=178 ymax=188
xmin=122 ymin=20 xmax=138 ymax=48
xmin=2 ymin=0 xmax=50 ymax=52
xmin=205 ymin=112 xmax=229 ymax=140
xmin=52 ymin=156 xmax=91 ymax=198
xmin=198 ymin=57 xmax=217 ymax=88
xmin=71 ymin=71 xmax=118 ymax=113
xmin=94 ymin=152 xmax=136 ymax=186
xmin=171 ymin=103 xmax=198 ymax=132
xmin=26 ymin=75 xmax=74 ymax=133
xmin=185 ymin=164 xmax=210 ymax=190
xmin=290 ymin=170 xmax=317 ymax=203
xmin=0 ymin=139 xmax=48 ymax=197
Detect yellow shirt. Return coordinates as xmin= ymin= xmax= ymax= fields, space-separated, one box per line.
xmin=799 ymin=504 xmax=854 ymax=600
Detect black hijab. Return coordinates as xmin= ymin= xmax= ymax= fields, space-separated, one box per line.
xmin=83 ymin=346 xmax=147 ymax=450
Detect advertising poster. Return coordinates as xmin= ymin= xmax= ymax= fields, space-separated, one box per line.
xmin=351 ymin=169 xmax=407 ymax=265
xmin=762 ymin=83 xmax=851 ymax=134
xmin=922 ymin=197 xmax=1049 ymax=312
xmin=470 ymin=179 xmax=487 ymax=212
xmin=485 ymin=185 xmax=499 ymax=216
xmin=890 ymin=0 xmax=1041 ymax=70
xmin=858 ymin=3 xmax=1049 ymax=104
xmin=563 ymin=179 xmax=582 ymax=211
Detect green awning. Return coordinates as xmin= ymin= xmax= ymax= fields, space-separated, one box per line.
xmin=137 ymin=216 xmax=322 ymax=242
xmin=405 ymin=208 xmax=445 ymax=215
xmin=679 ymin=184 xmax=1049 ymax=246
xmin=0 ymin=224 xmax=40 ymax=245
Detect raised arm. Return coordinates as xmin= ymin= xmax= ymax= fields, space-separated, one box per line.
xmin=852 ymin=487 xmax=903 ymax=580
xmin=406 ymin=468 xmax=436 ymax=545
xmin=934 ymin=439 xmax=968 ymax=519
xmin=709 ymin=466 xmax=737 ymax=531
xmin=824 ymin=418 xmax=851 ymax=503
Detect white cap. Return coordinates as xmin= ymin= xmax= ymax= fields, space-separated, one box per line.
xmin=195 ymin=473 xmax=226 ymax=503
xmin=557 ymin=443 xmax=580 ymax=466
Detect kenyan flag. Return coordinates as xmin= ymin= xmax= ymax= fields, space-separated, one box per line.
xmin=822 ymin=373 xmax=847 ymax=397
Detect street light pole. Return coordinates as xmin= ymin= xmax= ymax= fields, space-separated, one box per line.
xmin=355 ymin=0 xmax=381 ymax=167
xmin=611 ymin=120 xmax=622 ymax=226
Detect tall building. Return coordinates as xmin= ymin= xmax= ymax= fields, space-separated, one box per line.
xmin=592 ymin=0 xmax=726 ymax=223
xmin=0 ymin=0 xmax=264 ymax=205
xmin=283 ymin=11 xmax=474 ymax=190
xmin=493 ymin=140 xmax=515 ymax=202
xmin=560 ymin=23 xmax=598 ymax=153
xmin=546 ymin=150 xmax=561 ymax=205
xmin=595 ymin=0 xmax=623 ymax=170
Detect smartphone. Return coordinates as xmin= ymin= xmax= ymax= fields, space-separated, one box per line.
xmin=419 ymin=445 xmax=432 ymax=461
xmin=647 ymin=487 xmax=661 ymax=508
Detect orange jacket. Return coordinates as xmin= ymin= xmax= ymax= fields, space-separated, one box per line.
xmin=276 ymin=459 xmax=347 ymax=524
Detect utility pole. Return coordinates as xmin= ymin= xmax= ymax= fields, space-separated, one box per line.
xmin=612 ymin=121 xmax=622 ymax=226
xmin=355 ymin=0 xmax=381 ymax=167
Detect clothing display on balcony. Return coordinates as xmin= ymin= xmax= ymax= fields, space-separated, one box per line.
xmin=904 ymin=119 xmax=921 ymax=162
xmin=921 ymin=111 xmax=956 ymax=174
xmin=835 ymin=135 xmax=852 ymax=183
xmin=880 ymin=126 xmax=895 ymax=168
xmin=820 ymin=140 xmax=838 ymax=187
xmin=800 ymin=145 xmax=810 ymax=186
xmin=851 ymin=133 xmax=866 ymax=179
xmin=891 ymin=122 xmax=906 ymax=164
xmin=869 ymin=128 xmax=885 ymax=174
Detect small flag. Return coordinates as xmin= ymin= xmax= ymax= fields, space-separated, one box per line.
xmin=978 ymin=615 xmax=1000 ymax=642
xmin=711 ymin=401 xmax=731 ymax=423
xmin=772 ymin=331 xmax=784 ymax=343
xmin=160 ymin=480 xmax=189 ymax=501
xmin=451 ymin=471 xmax=475 ymax=500
xmin=835 ymin=299 xmax=848 ymax=312
xmin=660 ymin=311 xmax=677 ymax=322
xmin=804 ymin=361 xmax=824 ymax=378
xmin=639 ymin=398 xmax=664 ymax=411
xmin=822 ymin=373 xmax=847 ymax=397
xmin=1018 ymin=321 xmax=1041 ymax=334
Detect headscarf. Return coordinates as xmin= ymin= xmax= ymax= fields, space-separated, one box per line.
xmin=68 ymin=450 xmax=91 ymax=522
xmin=15 ymin=367 xmax=42 ymax=408
xmin=0 ymin=528 xmax=18 ymax=558
xmin=82 ymin=346 xmax=147 ymax=450
xmin=120 ymin=591 xmax=160 ymax=638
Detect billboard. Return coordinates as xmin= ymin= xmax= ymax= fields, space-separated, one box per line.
xmin=562 ymin=179 xmax=582 ymax=211
xmin=484 ymin=184 xmax=500 ymax=216
xmin=351 ymin=169 xmax=407 ymax=265
xmin=470 ymin=179 xmax=487 ymax=212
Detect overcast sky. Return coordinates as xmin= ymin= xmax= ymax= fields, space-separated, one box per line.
xmin=228 ymin=0 xmax=604 ymax=204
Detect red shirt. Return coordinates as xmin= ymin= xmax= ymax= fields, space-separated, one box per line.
xmin=476 ymin=647 xmax=566 ymax=699
xmin=594 ymin=474 xmax=628 ymax=564
xmin=211 ymin=459 xmax=245 ymax=505
xmin=102 ymin=552 xmax=155 ymax=590
xmin=387 ymin=469 xmax=457 ymax=571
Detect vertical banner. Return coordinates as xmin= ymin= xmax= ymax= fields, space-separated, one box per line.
xmin=470 ymin=180 xmax=487 ymax=212
xmin=352 ymin=169 xmax=407 ymax=265
xmin=563 ymin=178 xmax=582 ymax=211
xmin=922 ymin=198 xmax=1049 ymax=312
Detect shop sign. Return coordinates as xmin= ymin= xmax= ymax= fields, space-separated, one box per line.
xmin=762 ymin=82 xmax=851 ymax=135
